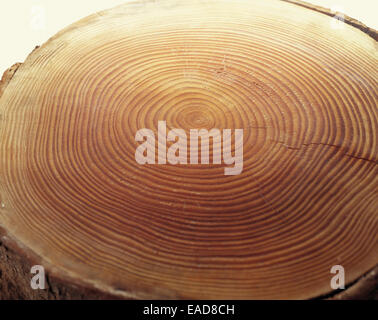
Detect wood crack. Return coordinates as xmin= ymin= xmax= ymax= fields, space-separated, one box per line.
xmin=274 ymin=140 xmax=377 ymax=165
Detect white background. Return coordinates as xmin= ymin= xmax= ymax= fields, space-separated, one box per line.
xmin=0 ymin=0 xmax=377 ymax=74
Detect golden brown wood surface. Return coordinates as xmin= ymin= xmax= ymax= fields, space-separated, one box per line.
xmin=0 ymin=0 xmax=377 ymax=299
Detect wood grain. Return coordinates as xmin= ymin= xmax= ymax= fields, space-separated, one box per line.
xmin=0 ymin=0 xmax=377 ymax=299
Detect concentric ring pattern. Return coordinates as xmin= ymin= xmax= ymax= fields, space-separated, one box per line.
xmin=0 ymin=0 xmax=377 ymax=299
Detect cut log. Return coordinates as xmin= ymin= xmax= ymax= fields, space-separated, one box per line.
xmin=0 ymin=0 xmax=377 ymax=299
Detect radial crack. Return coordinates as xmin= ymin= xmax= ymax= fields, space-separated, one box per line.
xmin=274 ymin=140 xmax=377 ymax=165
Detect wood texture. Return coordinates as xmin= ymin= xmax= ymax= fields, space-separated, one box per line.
xmin=0 ymin=0 xmax=377 ymax=299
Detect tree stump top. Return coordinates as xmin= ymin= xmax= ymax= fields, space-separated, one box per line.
xmin=0 ymin=0 xmax=377 ymax=299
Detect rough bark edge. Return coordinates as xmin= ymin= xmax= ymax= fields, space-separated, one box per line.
xmin=0 ymin=228 xmax=121 ymax=300
xmin=328 ymin=265 xmax=378 ymax=300
xmin=281 ymin=0 xmax=378 ymax=41
xmin=0 ymin=63 xmax=22 ymax=100
xmin=0 ymin=0 xmax=377 ymax=300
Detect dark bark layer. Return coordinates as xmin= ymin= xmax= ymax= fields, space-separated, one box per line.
xmin=1 ymin=235 xmax=376 ymax=299
xmin=0 ymin=237 xmax=118 ymax=300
